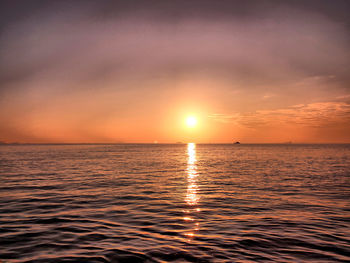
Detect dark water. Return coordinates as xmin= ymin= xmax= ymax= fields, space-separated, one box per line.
xmin=1 ymin=144 xmax=350 ymax=262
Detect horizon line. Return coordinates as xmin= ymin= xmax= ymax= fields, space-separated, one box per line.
xmin=1 ymin=142 xmax=350 ymax=145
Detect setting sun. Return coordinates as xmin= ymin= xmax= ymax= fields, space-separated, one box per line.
xmin=185 ymin=116 xmax=198 ymax=128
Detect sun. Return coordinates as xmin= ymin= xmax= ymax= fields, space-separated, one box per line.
xmin=185 ymin=116 xmax=198 ymax=128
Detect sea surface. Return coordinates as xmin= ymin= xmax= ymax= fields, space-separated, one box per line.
xmin=0 ymin=144 xmax=349 ymax=262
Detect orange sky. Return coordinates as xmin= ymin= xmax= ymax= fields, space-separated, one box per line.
xmin=0 ymin=1 xmax=350 ymax=143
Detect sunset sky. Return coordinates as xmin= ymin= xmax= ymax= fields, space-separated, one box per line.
xmin=0 ymin=0 xmax=349 ymax=143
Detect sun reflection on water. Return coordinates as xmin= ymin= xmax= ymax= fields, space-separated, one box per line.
xmin=183 ymin=143 xmax=200 ymax=240
xmin=186 ymin=143 xmax=198 ymax=205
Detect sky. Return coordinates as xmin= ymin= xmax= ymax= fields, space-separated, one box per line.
xmin=0 ymin=0 xmax=349 ymax=143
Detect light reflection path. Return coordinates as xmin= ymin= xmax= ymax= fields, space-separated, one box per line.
xmin=184 ymin=143 xmax=200 ymax=239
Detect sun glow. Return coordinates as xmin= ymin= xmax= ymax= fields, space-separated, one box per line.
xmin=185 ymin=116 xmax=198 ymax=128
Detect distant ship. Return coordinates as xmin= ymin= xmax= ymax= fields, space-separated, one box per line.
xmin=234 ymin=141 xmax=240 ymax=144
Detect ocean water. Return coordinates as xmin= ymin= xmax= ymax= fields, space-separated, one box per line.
xmin=0 ymin=143 xmax=349 ymax=262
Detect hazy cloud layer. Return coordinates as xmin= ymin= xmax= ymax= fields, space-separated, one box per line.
xmin=209 ymin=101 xmax=350 ymax=127
xmin=208 ymin=101 xmax=350 ymax=142
xmin=0 ymin=0 xmax=349 ymax=142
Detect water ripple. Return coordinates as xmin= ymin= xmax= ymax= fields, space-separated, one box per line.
xmin=0 ymin=144 xmax=350 ymax=262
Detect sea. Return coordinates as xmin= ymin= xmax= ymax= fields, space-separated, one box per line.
xmin=0 ymin=143 xmax=349 ymax=262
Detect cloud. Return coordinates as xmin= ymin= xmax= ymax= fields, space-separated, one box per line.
xmin=336 ymin=94 xmax=350 ymax=100
xmin=209 ymin=101 xmax=350 ymax=129
xmin=262 ymin=94 xmax=275 ymax=100
xmin=1 ymin=2 xmax=349 ymax=95
xmin=207 ymin=113 xmax=237 ymax=123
